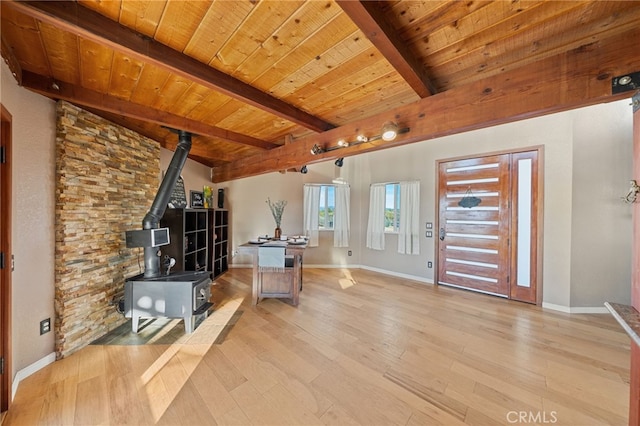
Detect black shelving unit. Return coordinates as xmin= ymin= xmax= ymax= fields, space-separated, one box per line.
xmin=161 ymin=208 xmax=228 ymax=278
xmin=211 ymin=209 xmax=228 ymax=278
xmin=160 ymin=209 xmax=210 ymax=273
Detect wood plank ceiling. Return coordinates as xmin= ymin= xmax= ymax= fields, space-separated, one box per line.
xmin=2 ymin=0 xmax=640 ymax=182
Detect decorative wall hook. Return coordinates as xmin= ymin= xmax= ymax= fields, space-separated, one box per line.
xmin=622 ymin=179 xmax=640 ymax=204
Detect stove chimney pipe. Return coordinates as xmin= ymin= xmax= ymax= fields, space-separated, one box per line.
xmin=142 ymin=129 xmax=192 ymax=278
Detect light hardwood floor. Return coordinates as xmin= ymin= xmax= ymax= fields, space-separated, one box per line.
xmin=5 ymin=268 xmax=630 ymax=425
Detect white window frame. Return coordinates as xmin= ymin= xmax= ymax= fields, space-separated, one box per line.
xmin=318 ymin=184 xmax=335 ymax=230
xmin=384 ymin=182 xmax=400 ymax=233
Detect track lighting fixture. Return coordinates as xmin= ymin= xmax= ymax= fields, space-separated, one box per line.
xmin=381 ymin=121 xmax=399 ymax=141
xmin=317 ymin=122 xmax=408 ymax=162
xmin=300 ymin=165 xmax=308 ymax=174
xmin=310 ymin=144 xmax=323 ymax=155
xmin=329 ymin=122 xmax=408 ymax=151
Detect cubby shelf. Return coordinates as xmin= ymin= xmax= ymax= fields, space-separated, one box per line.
xmin=160 ymin=208 xmax=228 ymax=278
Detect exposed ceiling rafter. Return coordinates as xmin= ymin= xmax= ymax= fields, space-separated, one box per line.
xmin=213 ymin=28 xmax=640 ymax=182
xmin=83 ymin=107 xmax=235 ymax=167
xmin=5 ymin=0 xmax=336 ymax=133
xmin=21 ymin=71 xmax=279 ymax=151
xmin=336 ymin=0 xmax=436 ymax=98
xmin=0 ymin=33 xmax=22 ymax=85
xmin=3 ymin=1 xmax=640 ymax=181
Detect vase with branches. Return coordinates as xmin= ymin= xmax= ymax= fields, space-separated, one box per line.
xmin=266 ymin=198 xmax=287 ymax=238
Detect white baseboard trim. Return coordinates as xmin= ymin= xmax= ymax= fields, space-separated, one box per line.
xmin=568 ymin=306 xmax=610 ymax=314
xmin=542 ymin=302 xmax=571 ymax=313
xmin=234 ymin=263 xmax=609 ymax=314
xmin=229 ymin=264 xmax=605 ymax=313
xmin=304 ymin=264 xmax=362 ymax=269
xmin=230 ymin=262 xmax=434 ymax=284
xmin=12 ymin=352 xmax=56 ymax=401
xmin=542 ymin=302 xmax=609 ymax=314
xmin=230 ymin=263 xmax=362 ymax=269
xmin=359 ymin=265 xmax=434 ymax=285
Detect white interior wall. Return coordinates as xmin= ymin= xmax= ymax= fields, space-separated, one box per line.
xmin=356 ymin=110 xmax=576 ymax=307
xmin=226 ymin=99 xmax=633 ymax=309
xmin=2 ymin=52 xmax=633 ymax=389
xmin=1 ymin=62 xmax=57 ymax=377
xmin=570 ymin=101 xmax=633 ymax=307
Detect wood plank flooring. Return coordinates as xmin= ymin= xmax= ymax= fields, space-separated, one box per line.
xmin=5 ymin=268 xmax=630 ymax=425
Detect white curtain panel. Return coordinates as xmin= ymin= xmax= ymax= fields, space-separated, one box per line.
xmin=303 ymin=185 xmax=320 ymax=247
xmin=366 ymin=184 xmax=386 ymax=250
xmin=398 ymin=181 xmax=420 ymax=254
xmin=333 ymin=184 xmax=350 ymax=247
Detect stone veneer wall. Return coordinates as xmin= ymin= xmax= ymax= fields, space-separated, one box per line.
xmin=55 ymin=101 xmax=159 ymax=358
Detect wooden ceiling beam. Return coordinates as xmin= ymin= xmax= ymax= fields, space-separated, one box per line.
xmin=5 ymin=0 xmax=335 ymax=133
xmin=21 ymin=71 xmax=279 ymax=150
xmin=0 ymin=33 xmax=22 ymax=85
xmin=82 ymin=108 xmax=235 ymax=167
xmin=213 ymin=28 xmax=640 ymax=182
xmin=336 ymin=0 xmax=436 ymax=98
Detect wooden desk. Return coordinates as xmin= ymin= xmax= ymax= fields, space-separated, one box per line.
xmin=239 ymin=242 xmax=306 ymax=306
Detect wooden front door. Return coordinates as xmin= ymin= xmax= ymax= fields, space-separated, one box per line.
xmin=437 ymin=149 xmax=540 ymax=303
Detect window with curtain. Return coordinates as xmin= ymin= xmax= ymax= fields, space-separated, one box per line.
xmin=398 ymin=181 xmax=420 ymax=255
xmin=385 ymin=183 xmax=400 ymax=232
xmin=303 ymin=185 xmax=320 ymax=247
xmin=367 ymin=181 xmax=420 ymax=254
xmin=366 ymin=184 xmax=386 ymax=250
xmin=319 ymin=185 xmax=335 ymax=230
xmin=303 ymin=184 xmax=350 ymax=247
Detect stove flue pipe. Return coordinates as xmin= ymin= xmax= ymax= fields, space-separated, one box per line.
xmin=142 ymin=129 xmax=192 ymax=278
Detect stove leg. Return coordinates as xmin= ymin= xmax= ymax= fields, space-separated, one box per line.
xmin=184 ymin=315 xmax=193 ymax=334
xmin=132 ymin=315 xmax=139 ymax=333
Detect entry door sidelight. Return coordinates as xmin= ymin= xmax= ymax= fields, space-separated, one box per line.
xmin=509 ymin=151 xmax=540 ymax=303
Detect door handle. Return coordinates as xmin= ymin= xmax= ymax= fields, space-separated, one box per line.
xmin=439 ymin=227 xmax=446 ymax=241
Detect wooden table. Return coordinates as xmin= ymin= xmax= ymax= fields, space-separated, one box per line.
xmin=239 ymin=241 xmax=306 ymax=306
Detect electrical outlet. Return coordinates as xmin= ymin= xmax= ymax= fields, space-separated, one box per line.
xmin=427 ymin=261 xmax=433 ymax=268
xmin=348 ymin=250 xmax=352 ymax=256
xmin=40 ymin=318 xmax=51 ymax=335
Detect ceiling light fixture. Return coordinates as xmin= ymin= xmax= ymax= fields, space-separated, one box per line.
xmin=310 ymin=144 xmax=324 ymax=155
xmin=335 ymin=157 xmax=344 ymax=167
xmin=300 ymin=165 xmax=308 ymax=174
xmin=381 ymin=121 xmax=399 ymax=141
xmin=319 ymin=122 xmax=410 ymax=158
